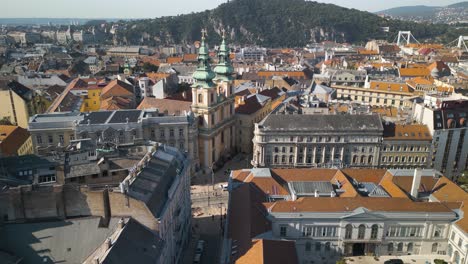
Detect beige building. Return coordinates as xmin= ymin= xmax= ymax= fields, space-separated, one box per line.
xmin=381 ymin=124 xmax=432 ymax=169
xmin=191 ymin=32 xmax=236 ymax=169
xmin=0 ymin=125 xmax=33 ymax=156
xmin=334 ymin=81 xmax=415 ymax=108
xmin=0 ymin=80 xmax=35 ymax=128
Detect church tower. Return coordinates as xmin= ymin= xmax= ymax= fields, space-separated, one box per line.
xmin=191 ymin=29 xmax=236 ymax=170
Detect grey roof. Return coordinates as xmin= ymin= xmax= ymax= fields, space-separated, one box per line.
xmin=358 ymin=182 xmax=389 ymax=197
xmin=81 ymin=111 xmax=113 ymax=125
xmin=0 ymin=217 xmax=122 ymax=264
xmin=289 ymin=181 xmax=334 ymax=195
xmin=259 ymin=114 xmax=383 ymax=132
xmin=108 ymin=110 xmax=142 ymax=124
xmin=68 ymin=163 xmax=101 ymax=178
xmin=251 ymin=168 xmax=272 ymax=178
xmin=79 ymin=110 xmax=143 ymax=125
xmin=101 ymin=218 xmax=163 ymax=264
xmin=127 ymin=146 xmax=187 ymax=218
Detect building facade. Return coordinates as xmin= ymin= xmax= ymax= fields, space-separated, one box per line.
xmin=191 ymin=32 xmax=236 ymax=169
xmin=381 ymin=124 xmax=432 ymax=169
xmin=223 ymin=168 xmax=467 ymax=264
xmin=252 ymin=114 xmax=383 ymax=168
xmin=28 ymin=109 xmax=199 ymax=171
xmin=412 ymin=100 xmax=468 ymax=180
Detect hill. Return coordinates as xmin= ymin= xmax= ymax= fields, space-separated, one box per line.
xmin=378 ymin=1 xmax=468 ymax=18
xmin=377 ymin=5 xmax=440 ymax=17
xmin=116 ymin=0 xmax=467 ymax=47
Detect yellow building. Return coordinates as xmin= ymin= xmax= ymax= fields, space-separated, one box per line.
xmin=68 ymin=78 xmax=105 ymax=112
xmin=0 ymin=80 xmax=35 ymax=128
xmin=0 ymin=125 xmax=33 ymax=156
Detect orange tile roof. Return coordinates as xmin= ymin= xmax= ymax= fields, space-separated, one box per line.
xmin=0 ymin=125 xmax=30 ymax=156
xmin=332 ymin=170 xmax=358 ymax=197
xmin=369 ymin=81 xmax=412 ymax=93
xmin=358 ymin=50 xmax=379 ymax=55
xmin=267 ymin=197 xmax=453 ymax=213
xmin=399 ymin=67 xmax=430 ymax=77
xmin=383 ymin=124 xmax=432 ymax=141
xmin=137 ymin=97 xmax=191 ymax=114
xmin=406 ymin=77 xmax=434 ymax=87
xmin=379 ymin=172 xmax=410 ymax=198
xmin=235 ymin=239 xmax=299 ymax=264
xmin=101 ymin=80 xmax=134 ymax=99
xmin=341 ymin=169 xmax=388 ymax=184
xmin=166 ymin=57 xmax=183 ymax=64
xmin=182 ymin=53 xmax=197 ymax=62
xmin=271 ymin=168 xmax=338 ymax=182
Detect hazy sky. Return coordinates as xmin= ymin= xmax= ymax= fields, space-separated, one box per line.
xmin=0 ymin=0 xmax=463 ymax=19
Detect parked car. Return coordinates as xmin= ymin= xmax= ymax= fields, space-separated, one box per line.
xmin=384 ymin=259 xmax=404 ymax=264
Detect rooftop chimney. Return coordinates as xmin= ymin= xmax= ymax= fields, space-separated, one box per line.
xmin=411 ymin=168 xmax=422 ymax=199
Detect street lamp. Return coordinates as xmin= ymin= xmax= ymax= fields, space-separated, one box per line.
xmin=210 ymin=161 xmax=215 ymax=190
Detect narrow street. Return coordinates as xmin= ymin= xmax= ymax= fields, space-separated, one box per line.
xmin=182 ymin=154 xmax=251 ymax=264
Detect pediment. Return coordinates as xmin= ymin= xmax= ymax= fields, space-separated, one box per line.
xmin=341 ymin=207 xmax=387 ymax=220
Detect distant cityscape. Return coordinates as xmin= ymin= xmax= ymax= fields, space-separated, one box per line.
xmin=0 ymin=1 xmax=467 ymax=264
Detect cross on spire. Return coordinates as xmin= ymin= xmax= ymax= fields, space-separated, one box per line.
xmin=201 ymin=29 xmax=207 ymax=40
xmin=221 ymin=28 xmax=226 ymax=39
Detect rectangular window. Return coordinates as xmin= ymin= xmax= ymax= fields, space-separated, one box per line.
xmin=48 ymin=135 xmax=53 ymax=144
xmin=169 ymin=129 xmax=174 ymax=138
xmin=280 ymin=226 xmax=287 ymax=237
xmin=37 ymin=135 xmax=42 ymax=144
xmin=179 ymin=128 xmax=184 ymax=137
xmin=59 ymin=135 xmax=64 ymax=143
xmin=160 ymin=129 xmax=165 ymax=137
xmin=302 ymin=226 xmax=312 ymax=237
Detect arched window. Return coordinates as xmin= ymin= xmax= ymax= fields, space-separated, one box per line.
xmin=448 ymin=244 xmax=453 ymax=257
xmin=454 ymin=251 xmax=460 ymax=264
xmin=431 ymin=243 xmax=438 ymax=253
xmin=325 ymin=242 xmax=331 ymax=251
xmin=388 ymin=243 xmax=394 ymax=252
xmin=370 ymin=224 xmax=378 ymax=239
xmin=353 ymin=155 xmax=358 ymax=164
xmin=358 ymin=224 xmax=366 ymax=239
xmin=407 ymin=242 xmax=413 ymax=252
xmin=281 ymin=156 xmax=286 ymax=163
xmin=361 ymin=155 xmax=367 ymax=164
xmin=397 ymin=242 xmax=403 ymax=252
xmin=198 ymin=94 xmax=203 ymax=103
xmin=305 ymin=242 xmax=311 ymax=252
xmin=315 ymin=242 xmax=321 ymax=252
xmin=368 ymin=155 xmax=373 ymax=164
xmin=274 ymin=156 xmax=278 ymax=163
xmin=289 ymin=155 xmax=294 ymax=163
xmin=345 ymin=224 xmax=353 ymax=239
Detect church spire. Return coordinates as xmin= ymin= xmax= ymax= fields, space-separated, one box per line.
xmin=192 ymin=29 xmax=216 ymax=89
xmin=214 ymin=29 xmax=234 ymax=82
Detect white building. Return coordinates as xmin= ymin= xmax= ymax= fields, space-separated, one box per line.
xmin=223 ymin=168 xmax=468 ymax=264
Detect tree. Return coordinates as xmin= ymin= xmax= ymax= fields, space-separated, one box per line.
xmin=142 ymin=62 xmax=159 ymax=73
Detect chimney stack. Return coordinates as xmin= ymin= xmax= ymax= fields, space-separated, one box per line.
xmin=411 ymin=168 xmax=422 ymax=199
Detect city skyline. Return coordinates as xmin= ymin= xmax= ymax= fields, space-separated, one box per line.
xmin=0 ymin=0 xmax=464 ymax=19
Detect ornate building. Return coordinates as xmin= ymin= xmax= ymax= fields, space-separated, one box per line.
xmin=191 ymin=30 xmax=236 ymax=169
